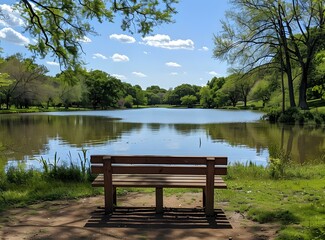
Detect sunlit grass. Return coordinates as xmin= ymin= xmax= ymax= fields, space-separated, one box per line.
xmin=217 ymin=164 xmax=325 ymax=240
xmin=1 ymin=160 xmax=324 ymax=240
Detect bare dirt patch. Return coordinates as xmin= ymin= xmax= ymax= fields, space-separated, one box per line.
xmin=0 ymin=192 xmax=279 ymax=239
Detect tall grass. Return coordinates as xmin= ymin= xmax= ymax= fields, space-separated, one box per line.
xmin=0 ymin=150 xmax=100 ymax=211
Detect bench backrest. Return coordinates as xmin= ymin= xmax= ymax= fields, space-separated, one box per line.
xmin=90 ymin=155 xmax=228 ymax=175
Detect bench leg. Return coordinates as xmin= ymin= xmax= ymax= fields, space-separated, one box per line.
xmin=205 ymin=187 xmax=214 ymax=216
xmin=104 ymin=188 xmax=114 ymax=214
xmin=156 ymin=187 xmax=163 ymax=214
xmin=113 ymin=187 xmax=117 ymax=205
xmin=202 ymin=188 xmax=206 ymax=207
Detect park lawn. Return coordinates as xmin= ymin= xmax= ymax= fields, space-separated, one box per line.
xmin=1 ymin=164 xmax=324 ymax=240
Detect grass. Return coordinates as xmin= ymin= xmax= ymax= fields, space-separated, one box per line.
xmin=0 ymin=106 xmax=91 ymax=114
xmin=0 ymin=160 xmax=324 ymax=240
xmin=217 ymin=164 xmax=325 ymax=240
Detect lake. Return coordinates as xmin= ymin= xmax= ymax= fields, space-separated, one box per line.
xmin=0 ymin=108 xmax=324 ymax=169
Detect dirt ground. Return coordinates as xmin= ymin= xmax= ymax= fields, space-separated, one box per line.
xmin=0 ymin=192 xmax=279 ymax=240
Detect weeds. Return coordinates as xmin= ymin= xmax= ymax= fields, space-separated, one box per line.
xmin=38 ymin=150 xmax=91 ymax=182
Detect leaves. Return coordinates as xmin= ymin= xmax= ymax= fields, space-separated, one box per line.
xmin=16 ymin=0 xmax=178 ymax=70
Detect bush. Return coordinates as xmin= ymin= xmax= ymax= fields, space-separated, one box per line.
xmin=264 ymin=107 xmax=325 ymax=125
xmin=263 ymin=109 xmax=281 ymax=123
xmin=278 ymin=107 xmax=301 ymax=124
xmin=6 ymin=165 xmax=38 ymax=185
xmin=0 ymin=171 xmax=6 ymax=190
xmin=46 ymin=165 xmax=85 ymax=182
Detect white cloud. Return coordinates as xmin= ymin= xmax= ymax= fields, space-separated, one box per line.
xmin=78 ymin=36 xmax=91 ymax=43
xmin=0 ymin=4 xmax=25 ymax=27
xmin=109 ymin=34 xmax=136 ymax=43
xmin=46 ymin=61 xmax=59 ymax=66
xmin=208 ymin=71 xmax=220 ymax=76
xmin=111 ymin=53 xmax=129 ymax=62
xmin=170 ymin=72 xmax=178 ymax=76
xmin=112 ymin=74 xmax=127 ymax=80
xmin=166 ymin=62 xmax=181 ymax=68
xmin=141 ymin=34 xmax=194 ymax=50
xmin=199 ymin=46 xmax=209 ymax=51
xmin=0 ymin=27 xmax=30 ymax=45
xmin=92 ymin=53 xmax=108 ymax=60
xmin=132 ymin=72 xmax=147 ymax=78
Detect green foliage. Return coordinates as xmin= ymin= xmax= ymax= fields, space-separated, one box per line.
xmin=222 ymin=164 xmax=325 ymax=240
xmin=6 ymin=164 xmax=38 ymax=185
xmin=180 ymin=95 xmax=197 ymax=108
xmin=268 ymin=145 xmax=291 ymax=179
xmin=85 ymin=70 xmax=124 ymax=109
xmin=17 ymin=0 xmax=178 ymax=70
xmin=39 ymin=151 xmax=91 ymax=182
xmin=263 ymin=107 xmax=325 ymax=125
xmin=124 ymin=95 xmax=134 ymax=108
xmin=248 ymin=208 xmax=299 ymax=224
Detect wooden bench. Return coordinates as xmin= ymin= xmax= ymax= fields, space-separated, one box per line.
xmin=90 ymin=155 xmax=228 ymax=216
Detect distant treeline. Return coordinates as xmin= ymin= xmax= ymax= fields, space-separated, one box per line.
xmin=0 ymin=54 xmax=324 ymax=111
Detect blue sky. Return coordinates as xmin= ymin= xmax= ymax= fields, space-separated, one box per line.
xmin=0 ymin=1 xmax=231 ymax=89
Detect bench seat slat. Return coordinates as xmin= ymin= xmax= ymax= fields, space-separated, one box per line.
xmin=91 ymin=174 xmax=227 ymax=189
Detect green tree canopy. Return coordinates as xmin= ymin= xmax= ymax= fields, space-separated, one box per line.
xmin=12 ymin=0 xmax=178 ymax=69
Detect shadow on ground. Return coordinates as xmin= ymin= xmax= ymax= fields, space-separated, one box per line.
xmin=85 ymin=207 xmax=232 ymax=229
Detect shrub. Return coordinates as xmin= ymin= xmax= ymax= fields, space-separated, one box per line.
xmin=47 ymin=165 xmax=84 ymax=182
xmin=263 ymin=109 xmax=281 ymax=123
xmin=278 ymin=107 xmax=302 ymax=124
xmin=6 ymin=165 xmax=36 ymax=185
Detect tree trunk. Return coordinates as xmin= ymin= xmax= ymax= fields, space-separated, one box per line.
xmin=298 ymin=68 xmax=309 ymax=110
xmin=284 ymin=49 xmax=296 ymax=108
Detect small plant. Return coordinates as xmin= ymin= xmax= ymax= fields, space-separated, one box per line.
xmin=78 ymin=148 xmax=89 ymax=181
xmin=268 ymin=145 xmax=291 ymax=179
xmin=38 ymin=156 xmax=49 ymax=174
xmin=38 ymin=150 xmax=91 ymax=182
xmin=6 ymin=163 xmax=35 ymax=185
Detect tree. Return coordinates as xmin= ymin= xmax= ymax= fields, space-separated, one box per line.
xmin=199 ymin=86 xmax=212 ymax=108
xmin=164 ymin=88 xmax=179 ymax=105
xmin=180 ymin=95 xmax=197 ymax=108
xmin=0 ymin=54 xmax=48 ymax=109
xmin=250 ymin=80 xmax=272 ymax=107
xmin=11 ymin=0 xmax=178 ymax=69
xmin=173 ymin=84 xmax=197 ymax=105
xmin=85 ymin=70 xmax=123 ymax=109
xmin=214 ymin=0 xmax=325 ymax=110
xmin=124 ymin=95 xmax=134 ymax=108
xmin=146 ymin=85 xmax=166 ymax=105
xmin=221 ymin=75 xmax=241 ymax=107
xmin=133 ymin=85 xmax=147 ymax=107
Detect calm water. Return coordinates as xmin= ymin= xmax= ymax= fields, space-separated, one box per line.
xmin=0 ymin=108 xmax=324 ymax=169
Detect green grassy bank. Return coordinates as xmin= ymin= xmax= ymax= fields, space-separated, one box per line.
xmin=0 ymin=163 xmax=324 ymax=240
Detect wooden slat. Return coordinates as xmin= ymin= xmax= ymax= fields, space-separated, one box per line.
xmin=111 ymin=166 xmax=207 ymax=175
xmin=91 ymin=155 xmax=227 ymax=165
xmin=91 ymin=174 xmax=227 ymax=189
xmin=92 ymin=166 xmax=227 ymax=175
xmin=91 ymin=165 xmax=104 ymax=174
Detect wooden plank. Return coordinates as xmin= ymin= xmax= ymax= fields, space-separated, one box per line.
xmin=91 ymin=155 xmax=227 ymax=165
xmin=92 ymin=174 xmax=226 ymax=180
xmin=111 ymin=166 xmax=206 ymax=175
xmin=103 ymin=158 xmax=113 ymax=214
xmin=156 ymin=187 xmax=163 ymax=214
xmin=91 ymin=165 xmax=104 ymax=174
xmin=205 ymin=158 xmax=215 ymax=216
xmin=92 ymin=166 xmax=227 ymax=175
xmin=91 ymin=175 xmax=227 ymax=188
xmin=92 ymin=181 xmax=227 ymax=188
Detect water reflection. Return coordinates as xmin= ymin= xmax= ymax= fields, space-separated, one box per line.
xmin=0 ymin=110 xmax=324 ymax=169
